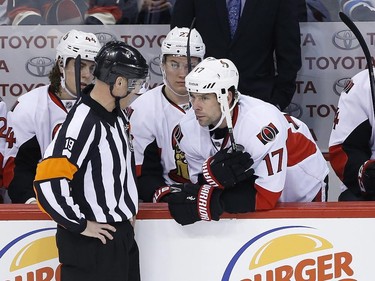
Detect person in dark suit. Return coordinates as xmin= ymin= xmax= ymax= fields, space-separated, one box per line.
xmin=170 ymin=0 xmax=302 ymax=110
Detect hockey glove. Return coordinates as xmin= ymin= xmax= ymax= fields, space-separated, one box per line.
xmin=202 ymin=147 xmax=254 ymax=189
xmin=165 ymin=184 xmax=223 ymax=226
xmin=358 ymin=159 xmax=375 ymax=194
xmin=153 ymin=184 xmax=183 ymax=203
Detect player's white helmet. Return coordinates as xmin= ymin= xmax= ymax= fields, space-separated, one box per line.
xmin=161 ymin=27 xmax=205 ymax=61
xmin=55 ymin=29 xmax=101 ymax=98
xmin=186 ymin=57 xmax=239 ymax=105
xmin=56 ymin=29 xmax=101 ymax=67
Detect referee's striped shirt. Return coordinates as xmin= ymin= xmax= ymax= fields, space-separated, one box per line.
xmin=34 ymin=92 xmax=138 ymax=234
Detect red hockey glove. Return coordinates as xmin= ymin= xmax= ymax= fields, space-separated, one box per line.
xmin=358 ymin=159 xmax=375 ymax=194
xmin=165 ymin=184 xmax=223 ymax=226
xmin=202 ymin=147 xmax=254 ymax=189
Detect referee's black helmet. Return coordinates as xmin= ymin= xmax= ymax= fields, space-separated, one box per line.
xmin=94 ymin=41 xmax=149 ymax=85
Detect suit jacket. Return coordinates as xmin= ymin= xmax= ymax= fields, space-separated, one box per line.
xmin=171 ymin=0 xmax=302 ymax=110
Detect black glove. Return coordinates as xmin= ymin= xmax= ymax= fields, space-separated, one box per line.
xmin=202 ymin=147 xmax=254 ymax=189
xmin=221 ymin=180 xmax=257 ymax=213
xmin=164 ymin=183 xmax=223 ymax=226
xmin=358 ymin=160 xmax=375 ymax=194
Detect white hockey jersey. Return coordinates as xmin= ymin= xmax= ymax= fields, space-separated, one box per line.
xmin=179 ymin=94 xmax=328 ymax=210
xmin=3 ymin=85 xmax=75 ymax=203
xmin=329 ymin=69 xmax=375 ymax=195
xmin=129 ymin=85 xmax=191 ymax=202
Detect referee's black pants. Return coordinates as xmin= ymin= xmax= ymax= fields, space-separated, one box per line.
xmin=56 ymin=220 xmax=140 ymax=281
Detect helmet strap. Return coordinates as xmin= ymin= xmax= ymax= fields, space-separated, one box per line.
xmin=109 ymin=82 xmax=131 ymax=100
xmin=60 ymin=69 xmax=77 ymax=99
xmin=161 ymin=66 xmax=189 ymax=98
xmin=208 ymin=90 xmax=239 ymax=131
xmin=208 ymin=113 xmax=226 ymax=131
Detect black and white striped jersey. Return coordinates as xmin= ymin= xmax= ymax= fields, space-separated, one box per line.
xmin=34 ymin=88 xmax=138 ymax=233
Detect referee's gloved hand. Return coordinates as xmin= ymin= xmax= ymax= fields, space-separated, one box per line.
xmin=358 ymin=159 xmax=375 ymax=194
xmin=202 ymin=147 xmax=254 ymax=189
xmin=161 ymin=183 xmax=223 ymax=226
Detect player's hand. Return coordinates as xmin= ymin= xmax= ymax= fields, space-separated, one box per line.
xmin=81 ymin=220 xmax=116 ymax=244
xmin=166 ymin=183 xmax=223 ymax=225
xmin=358 ymin=159 xmax=375 ymax=194
xmin=202 ymin=147 xmax=254 ymax=189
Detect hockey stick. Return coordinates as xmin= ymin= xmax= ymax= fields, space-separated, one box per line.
xmin=339 ymin=12 xmax=375 ymax=113
xmin=74 ymin=54 xmax=81 ymax=103
xmin=220 ymin=88 xmax=241 ymax=152
xmin=186 ymin=17 xmax=196 ymax=73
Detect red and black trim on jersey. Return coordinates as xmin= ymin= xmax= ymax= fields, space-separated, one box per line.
xmin=329 ymin=119 xmax=372 ymax=195
xmin=343 ymin=79 xmax=354 ymax=94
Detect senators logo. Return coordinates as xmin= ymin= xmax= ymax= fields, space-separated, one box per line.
xmin=169 ymin=125 xmax=190 ymax=182
xmin=257 ymin=123 xmax=279 ymax=145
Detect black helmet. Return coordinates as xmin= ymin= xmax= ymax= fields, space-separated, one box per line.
xmin=94 ymin=41 xmax=149 ymax=85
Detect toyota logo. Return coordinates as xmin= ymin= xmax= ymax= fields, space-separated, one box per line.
xmin=332 ymin=30 xmax=360 ymax=50
xmin=149 ymin=56 xmax=162 ymax=76
xmin=25 ymin=57 xmax=54 ymax=77
xmin=284 ymin=102 xmax=303 ymax=118
xmin=94 ymin=32 xmax=117 ymax=46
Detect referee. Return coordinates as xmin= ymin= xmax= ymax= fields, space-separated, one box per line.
xmin=34 ymin=41 xmax=149 ymax=281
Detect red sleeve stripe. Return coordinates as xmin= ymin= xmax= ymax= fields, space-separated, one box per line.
xmin=328 ymin=144 xmax=348 ymax=182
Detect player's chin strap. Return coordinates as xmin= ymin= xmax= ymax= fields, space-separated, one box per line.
xmin=60 ymin=71 xmax=78 ymax=99
xmin=61 ymin=54 xmax=82 ymax=101
xmin=208 ymin=89 xmax=239 ymax=132
xmin=161 ymin=63 xmax=189 ymax=97
xmin=208 ymin=114 xmax=226 ymax=132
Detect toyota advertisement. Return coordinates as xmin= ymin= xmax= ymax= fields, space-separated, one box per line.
xmin=0 ymin=23 xmax=372 ymax=153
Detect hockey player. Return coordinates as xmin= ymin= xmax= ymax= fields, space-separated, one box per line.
xmin=34 ymin=41 xmax=148 ymax=281
xmin=329 ymin=69 xmax=375 ymax=201
xmin=0 ymin=99 xmax=9 ymax=203
xmin=154 ymin=57 xmax=329 ymax=225
xmin=3 ymin=29 xmax=101 ymax=203
xmin=128 ymin=26 xmax=205 ymax=202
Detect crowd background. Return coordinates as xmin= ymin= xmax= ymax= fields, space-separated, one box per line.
xmin=0 ymin=1 xmax=369 ymax=26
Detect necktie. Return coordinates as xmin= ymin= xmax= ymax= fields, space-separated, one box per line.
xmin=227 ymin=0 xmax=241 ymax=38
